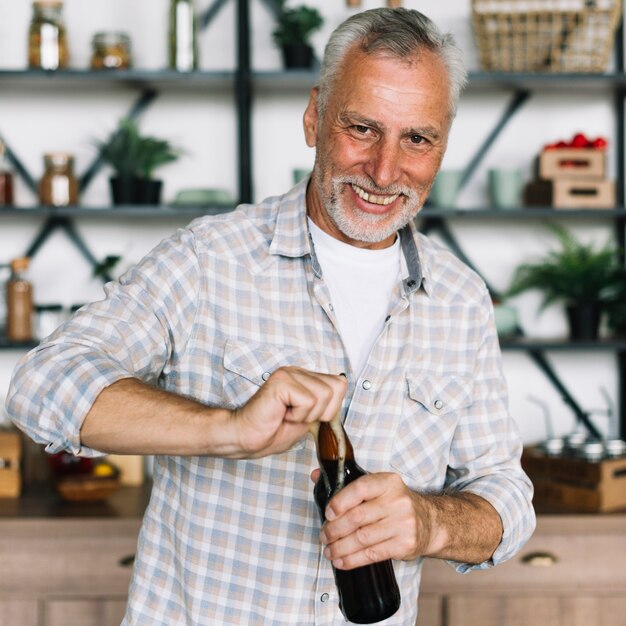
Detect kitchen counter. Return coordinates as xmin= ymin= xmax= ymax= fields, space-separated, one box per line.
xmin=0 ymin=482 xmax=152 ymax=519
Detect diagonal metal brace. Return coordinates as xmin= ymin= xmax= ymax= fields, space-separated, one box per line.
xmin=199 ymin=0 xmax=231 ymax=29
xmin=458 ymin=89 xmax=531 ymax=194
xmin=0 ymin=135 xmax=38 ymax=194
xmin=24 ymin=215 xmax=113 ymax=283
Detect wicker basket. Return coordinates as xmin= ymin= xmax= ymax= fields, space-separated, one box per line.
xmin=471 ymin=0 xmax=622 ymax=73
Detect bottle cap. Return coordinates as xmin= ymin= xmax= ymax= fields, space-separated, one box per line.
xmin=10 ymin=257 xmax=30 ymax=272
xmin=43 ymin=152 xmax=74 ymax=167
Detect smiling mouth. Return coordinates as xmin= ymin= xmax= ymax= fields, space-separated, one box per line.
xmin=351 ymin=183 xmax=400 ymax=206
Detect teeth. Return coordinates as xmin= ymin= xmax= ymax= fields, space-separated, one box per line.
xmin=351 ymin=184 xmax=399 ymax=206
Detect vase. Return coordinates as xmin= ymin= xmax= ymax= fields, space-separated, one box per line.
xmin=281 ymin=43 xmax=314 ymax=69
xmin=110 ymin=176 xmax=162 ymax=206
xmin=565 ymin=302 xmax=601 ymax=341
xmin=109 ymin=176 xmax=135 ymax=205
xmin=132 ymin=178 xmax=162 ymax=205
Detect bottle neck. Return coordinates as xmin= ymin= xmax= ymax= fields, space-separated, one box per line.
xmin=317 ymin=421 xmax=355 ymax=462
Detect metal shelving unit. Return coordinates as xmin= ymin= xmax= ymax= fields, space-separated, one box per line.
xmin=0 ymin=0 xmax=624 ymax=437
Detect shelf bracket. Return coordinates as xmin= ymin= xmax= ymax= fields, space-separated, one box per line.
xmin=24 ymin=216 xmax=113 ymax=283
xmin=459 ymin=89 xmax=531 ymax=193
xmin=199 ymin=0 xmax=231 ymax=30
xmin=0 ymin=134 xmax=38 ymax=194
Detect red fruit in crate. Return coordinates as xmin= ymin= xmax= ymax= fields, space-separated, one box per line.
xmin=570 ymin=133 xmax=590 ymax=148
xmin=591 ymin=137 xmax=608 ymax=149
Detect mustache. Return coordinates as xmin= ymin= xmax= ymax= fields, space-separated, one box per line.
xmin=333 ymin=175 xmax=420 ymax=200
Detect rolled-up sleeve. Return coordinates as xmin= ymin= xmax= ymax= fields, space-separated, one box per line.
xmin=445 ymin=288 xmax=536 ymax=572
xmin=5 ymin=226 xmax=200 ymax=457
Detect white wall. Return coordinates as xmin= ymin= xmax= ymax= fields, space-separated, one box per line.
xmin=0 ymin=0 xmax=622 ymax=443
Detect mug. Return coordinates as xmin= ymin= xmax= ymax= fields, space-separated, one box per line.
xmin=428 ymin=169 xmax=464 ymax=207
xmin=488 ymin=168 xmax=523 ymax=209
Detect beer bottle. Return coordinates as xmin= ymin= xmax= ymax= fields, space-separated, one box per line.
xmin=313 ymin=421 xmax=401 ymax=624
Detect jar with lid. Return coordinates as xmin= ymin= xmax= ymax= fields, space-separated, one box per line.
xmin=0 ymin=140 xmax=14 ymax=207
xmin=91 ymin=32 xmax=132 ymax=70
xmin=7 ymin=257 xmax=33 ymax=342
xmin=28 ymin=0 xmax=69 ymax=70
xmin=38 ymin=153 xmax=78 ymax=207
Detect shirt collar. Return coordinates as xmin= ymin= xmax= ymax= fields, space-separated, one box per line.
xmin=268 ymin=178 xmax=312 ymax=258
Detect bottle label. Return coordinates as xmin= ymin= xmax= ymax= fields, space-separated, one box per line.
xmin=175 ymin=3 xmax=194 ymax=71
xmin=40 ymin=24 xmax=60 ymax=70
xmin=51 ymin=176 xmax=70 ymax=206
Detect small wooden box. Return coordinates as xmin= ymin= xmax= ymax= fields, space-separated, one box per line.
xmin=553 ymin=179 xmax=615 ymax=209
xmin=522 ymin=447 xmax=626 ymax=513
xmin=539 ymin=149 xmax=606 ymax=180
xmin=0 ymin=429 xmax=22 ymax=498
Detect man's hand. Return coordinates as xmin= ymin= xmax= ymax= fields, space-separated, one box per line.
xmin=229 ymin=367 xmax=347 ymax=458
xmin=314 ymin=471 xmax=503 ymax=569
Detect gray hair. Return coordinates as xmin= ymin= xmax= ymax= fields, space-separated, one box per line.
xmin=316 ymin=8 xmax=467 ymax=122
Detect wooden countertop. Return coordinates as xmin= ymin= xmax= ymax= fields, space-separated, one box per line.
xmin=0 ymin=483 xmax=152 ymax=519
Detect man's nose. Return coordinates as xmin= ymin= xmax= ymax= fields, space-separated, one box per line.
xmin=364 ymin=138 xmax=402 ymax=189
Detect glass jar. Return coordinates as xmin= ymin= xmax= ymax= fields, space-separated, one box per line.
xmin=0 ymin=140 xmax=14 ymax=207
xmin=168 ymin=0 xmax=198 ymax=72
xmin=38 ymin=153 xmax=78 ymax=207
xmin=91 ymin=32 xmax=132 ymax=70
xmin=28 ymin=0 xmax=69 ymax=70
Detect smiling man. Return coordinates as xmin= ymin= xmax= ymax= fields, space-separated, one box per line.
xmin=7 ymin=8 xmax=535 ymax=625
xmin=304 ymin=45 xmax=450 ymax=249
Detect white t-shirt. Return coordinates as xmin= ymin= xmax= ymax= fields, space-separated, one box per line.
xmin=308 ymin=218 xmax=401 ymax=377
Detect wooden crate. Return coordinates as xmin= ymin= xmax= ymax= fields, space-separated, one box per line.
xmin=539 ymin=148 xmax=605 ymax=180
xmin=0 ymin=430 xmax=22 ymax=498
xmin=522 ymin=446 xmax=626 ymax=512
xmin=553 ymin=179 xmax=615 ymax=208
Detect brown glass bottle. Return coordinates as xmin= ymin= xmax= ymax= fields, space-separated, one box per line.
xmin=313 ymin=421 xmax=401 ymax=624
xmin=7 ymin=257 xmax=33 ymax=341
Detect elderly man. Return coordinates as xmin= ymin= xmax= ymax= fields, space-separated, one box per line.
xmin=7 ymin=8 xmax=535 ymax=625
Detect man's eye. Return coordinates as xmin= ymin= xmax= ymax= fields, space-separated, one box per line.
xmin=410 ymin=135 xmax=425 ymax=144
xmin=354 ymin=125 xmax=371 ymax=134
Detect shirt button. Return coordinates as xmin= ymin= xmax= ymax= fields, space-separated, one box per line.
xmin=262 ymin=371 xmax=271 ymax=382
xmin=362 ymin=380 xmax=372 ymax=390
xmin=329 ymin=303 xmax=334 ymax=311
xmin=320 ymin=593 xmax=330 ymax=603
xmin=434 ymin=400 xmax=443 ymax=410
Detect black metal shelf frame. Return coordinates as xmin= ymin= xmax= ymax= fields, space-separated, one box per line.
xmin=0 ymin=0 xmax=624 ymax=437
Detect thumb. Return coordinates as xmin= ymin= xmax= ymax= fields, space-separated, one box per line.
xmin=310 ymin=468 xmax=321 ymax=484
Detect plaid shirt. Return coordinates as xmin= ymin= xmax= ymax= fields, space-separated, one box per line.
xmin=7 ymin=180 xmax=535 ymax=625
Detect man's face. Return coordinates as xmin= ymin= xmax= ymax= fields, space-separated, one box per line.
xmin=304 ymin=46 xmax=451 ymax=249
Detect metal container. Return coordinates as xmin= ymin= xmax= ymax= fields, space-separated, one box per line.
xmin=604 ymin=439 xmax=626 ymax=458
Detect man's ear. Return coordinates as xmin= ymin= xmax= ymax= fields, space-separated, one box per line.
xmin=303 ymin=87 xmax=320 ymax=148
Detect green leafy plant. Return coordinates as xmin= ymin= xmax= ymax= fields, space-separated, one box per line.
xmin=272 ymin=1 xmax=323 ymax=47
xmin=97 ymin=118 xmax=180 ymax=180
xmin=505 ymin=224 xmax=620 ymax=309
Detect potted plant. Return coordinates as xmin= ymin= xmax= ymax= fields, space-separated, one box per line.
xmin=272 ymin=1 xmax=323 ymax=69
xmin=97 ymin=118 xmax=181 ymax=205
xmin=505 ymin=224 xmax=620 ymax=340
